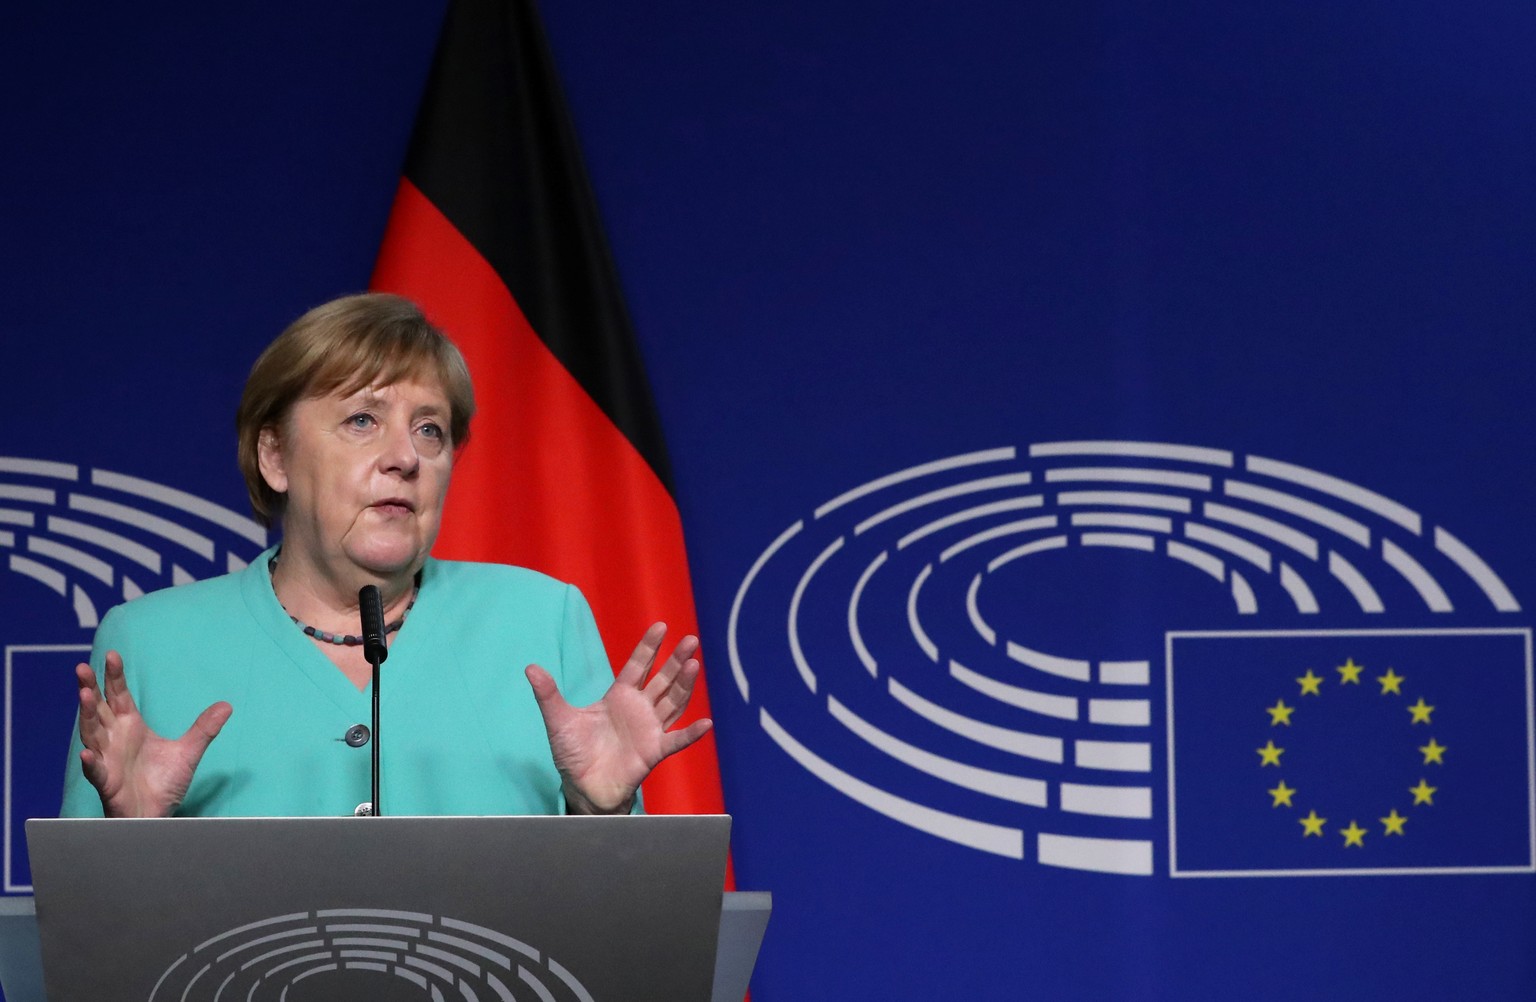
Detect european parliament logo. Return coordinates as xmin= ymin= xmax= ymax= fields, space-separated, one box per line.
xmin=728 ymin=441 xmax=1534 ymax=876
xmin=0 ymin=455 xmax=267 ymax=894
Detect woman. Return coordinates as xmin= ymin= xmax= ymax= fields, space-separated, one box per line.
xmin=61 ymin=292 xmax=710 ymax=818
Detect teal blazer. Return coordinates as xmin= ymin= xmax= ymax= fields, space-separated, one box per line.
xmin=61 ymin=548 xmax=616 ymax=818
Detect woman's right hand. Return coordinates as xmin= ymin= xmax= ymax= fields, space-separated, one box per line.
xmin=75 ymin=650 xmax=232 ymax=818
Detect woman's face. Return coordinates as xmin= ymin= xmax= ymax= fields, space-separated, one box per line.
xmin=258 ymin=376 xmax=454 ymax=580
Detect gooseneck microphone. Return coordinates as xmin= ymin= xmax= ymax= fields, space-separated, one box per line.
xmin=359 ymin=585 xmax=388 ymax=817
xmin=360 ymin=585 xmax=389 ymax=666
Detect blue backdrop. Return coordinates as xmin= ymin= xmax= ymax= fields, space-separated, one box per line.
xmin=4 ymin=2 xmax=1534 ymax=998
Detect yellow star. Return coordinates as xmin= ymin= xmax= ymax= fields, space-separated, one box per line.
xmin=1268 ymin=780 xmax=1296 ymax=807
xmin=1299 ymin=810 xmax=1327 ymax=837
xmin=1381 ymin=810 xmax=1407 ymax=835
xmin=1256 ymin=740 xmax=1284 ymax=766
xmin=1337 ymin=658 xmax=1364 ymax=684
xmin=1419 ymin=738 xmax=1446 ymax=764
xmin=1340 ymin=820 xmax=1367 ymax=847
xmin=1410 ymin=779 xmax=1437 ymax=805
xmin=1376 ymin=668 xmax=1405 ymax=695
xmin=1266 ymin=699 xmax=1295 ymax=726
xmin=1408 ymin=697 xmax=1435 ymax=724
xmin=1297 ymin=670 xmax=1323 ymax=696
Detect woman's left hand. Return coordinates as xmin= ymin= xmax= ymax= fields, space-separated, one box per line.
xmin=526 ymin=622 xmax=713 ymax=814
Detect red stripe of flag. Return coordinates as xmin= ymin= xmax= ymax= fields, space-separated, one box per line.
xmin=369 ymin=0 xmax=729 ymax=825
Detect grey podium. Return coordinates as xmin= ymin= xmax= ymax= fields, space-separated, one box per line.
xmin=14 ymin=815 xmax=768 ymax=1002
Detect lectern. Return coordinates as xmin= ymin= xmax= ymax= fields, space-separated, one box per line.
xmin=21 ymin=815 xmax=767 ymax=1002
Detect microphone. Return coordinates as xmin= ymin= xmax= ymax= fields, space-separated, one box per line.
xmin=359 ymin=585 xmax=387 ymax=817
xmin=359 ymin=585 xmax=388 ymax=667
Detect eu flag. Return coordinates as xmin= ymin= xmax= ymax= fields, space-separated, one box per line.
xmin=1168 ymin=629 xmax=1533 ymax=876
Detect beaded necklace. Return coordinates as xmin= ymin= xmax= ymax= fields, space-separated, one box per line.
xmin=268 ymin=551 xmax=419 ymax=647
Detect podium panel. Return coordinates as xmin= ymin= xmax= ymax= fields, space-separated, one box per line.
xmin=27 ymin=815 xmax=731 ymax=1002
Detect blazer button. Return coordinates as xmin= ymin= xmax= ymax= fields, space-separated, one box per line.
xmin=344 ymin=724 xmax=371 ymax=748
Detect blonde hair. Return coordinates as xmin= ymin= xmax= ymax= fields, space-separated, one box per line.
xmin=235 ymin=293 xmax=475 ymax=527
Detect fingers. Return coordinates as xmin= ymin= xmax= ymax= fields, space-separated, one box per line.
xmin=639 ymin=633 xmax=703 ymax=730
xmin=659 ymin=718 xmax=714 ymax=760
xmin=102 ymin=650 xmax=135 ymax=715
xmin=615 ymin=623 xmax=668 ymax=687
xmin=643 ymin=634 xmax=699 ymax=702
xmin=74 ymin=660 xmax=100 ymax=697
xmin=524 ymin=663 xmax=559 ymax=701
xmin=179 ymin=702 xmax=233 ymax=766
xmin=78 ymin=747 xmax=109 ymax=793
xmin=651 ymin=657 xmax=702 ymax=729
xmin=78 ymin=651 xmax=136 ymax=745
xmin=76 ymin=659 xmax=121 ymax=801
xmin=76 ymin=662 xmax=106 ymax=746
xmin=525 ymin=664 xmax=574 ymax=727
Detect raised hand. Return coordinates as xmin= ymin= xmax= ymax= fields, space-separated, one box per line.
xmin=525 ymin=622 xmax=713 ymax=814
xmin=75 ymin=650 xmax=232 ymax=818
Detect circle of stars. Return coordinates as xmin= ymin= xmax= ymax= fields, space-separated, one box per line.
xmin=1256 ymin=658 xmax=1443 ymax=849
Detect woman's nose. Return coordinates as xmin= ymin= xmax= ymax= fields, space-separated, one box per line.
xmin=378 ymin=422 xmax=420 ymax=474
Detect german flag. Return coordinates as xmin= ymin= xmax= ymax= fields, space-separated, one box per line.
xmin=370 ymin=0 xmax=727 ymax=821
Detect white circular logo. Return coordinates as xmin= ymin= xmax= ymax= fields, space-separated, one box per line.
xmin=726 ymin=441 xmax=1521 ymax=874
xmin=0 ymin=455 xmax=269 ymax=627
xmin=149 ymin=908 xmax=596 ymax=1001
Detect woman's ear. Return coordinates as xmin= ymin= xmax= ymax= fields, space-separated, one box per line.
xmin=256 ymin=426 xmax=289 ymax=495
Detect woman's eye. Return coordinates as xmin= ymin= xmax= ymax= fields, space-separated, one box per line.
xmin=347 ymin=413 xmax=375 ymax=429
xmin=418 ymin=422 xmax=444 ymax=440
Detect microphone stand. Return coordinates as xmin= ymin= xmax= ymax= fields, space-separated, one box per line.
xmin=370 ymin=659 xmax=381 ymax=816
xmin=359 ymin=585 xmax=388 ymax=817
